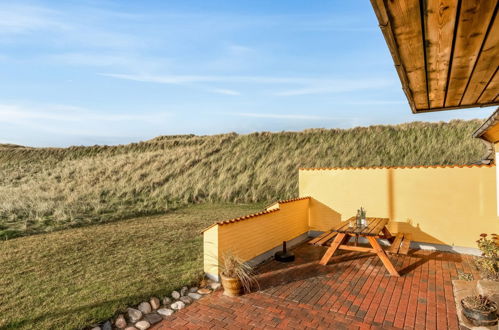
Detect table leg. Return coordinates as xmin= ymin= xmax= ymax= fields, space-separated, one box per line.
xmin=319 ymin=233 xmax=347 ymax=265
xmin=367 ymin=236 xmax=400 ymax=277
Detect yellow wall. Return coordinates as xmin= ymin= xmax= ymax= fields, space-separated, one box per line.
xmin=308 ymin=197 xmax=342 ymax=232
xmin=203 ymin=225 xmax=219 ymax=277
xmin=300 ymin=166 xmax=499 ymax=248
xmin=203 ymin=198 xmax=310 ymax=277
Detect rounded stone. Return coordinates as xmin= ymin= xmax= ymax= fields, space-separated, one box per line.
xmin=197 ymin=288 xmax=212 ymax=295
xmin=171 ymin=301 xmax=186 ymax=310
xmin=124 ymin=327 xmax=138 ymax=330
xmin=189 ymin=287 xmax=198 ymax=293
xmin=115 ymin=314 xmax=127 ymax=329
xmin=162 ymin=296 xmax=172 ymax=306
xmin=135 ymin=320 xmax=150 ymax=330
xmin=171 ymin=290 xmax=181 ymax=300
xmin=90 ymin=327 xmax=101 ymax=330
xmin=180 ymin=286 xmax=189 ymax=296
xmin=209 ymin=282 xmax=222 ymax=290
xmin=188 ymin=292 xmax=202 ymax=300
xmin=150 ymin=297 xmax=160 ymax=310
xmin=138 ymin=302 xmax=152 ymax=314
xmin=157 ymin=308 xmax=175 ymax=317
xmin=127 ymin=308 xmax=143 ymax=323
xmin=180 ymin=296 xmax=192 ymax=304
xmin=144 ymin=313 xmax=162 ymax=325
xmin=101 ymin=321 xmax=112 ymax=330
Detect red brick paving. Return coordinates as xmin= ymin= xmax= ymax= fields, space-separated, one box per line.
xmin=152 ymin=243 xmax=478 ymax=329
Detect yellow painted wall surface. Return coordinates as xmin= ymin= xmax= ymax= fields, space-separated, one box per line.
xmin=203 ymin=225 xmax=219 ymax=277
xmin=203 ymin=198 xmax=309 ymax=277
xmin=300 ymin=166 xmax=499 ymax=248
xmin=308 ymin=197 xmax=342 ymax=232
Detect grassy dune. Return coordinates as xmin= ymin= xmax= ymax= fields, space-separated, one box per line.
xmin=0 ymin=120 xmax=485 ymax=239
xmin=0 ymin=203 xmax=264 ymax=330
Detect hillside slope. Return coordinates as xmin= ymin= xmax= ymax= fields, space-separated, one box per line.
xmin=0 ymin=120 xmax=486 ymax=239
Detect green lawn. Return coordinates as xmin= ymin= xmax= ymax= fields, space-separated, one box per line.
xmin=0 ymin=203 xmax=263 ymax=330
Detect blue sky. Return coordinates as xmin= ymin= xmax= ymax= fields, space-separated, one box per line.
xmin=1 ymin=0 xmax=495 ymax=147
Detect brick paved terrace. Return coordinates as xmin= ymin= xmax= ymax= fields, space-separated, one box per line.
xmin=153 ymin=243 xmax=479 ymax=329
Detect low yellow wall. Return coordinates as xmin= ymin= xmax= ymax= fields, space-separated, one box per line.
xmin=203 ymin=198 xmax=310 ymax=277
xmin=203 ymin=225 xmax=219 ymax=277
xmin=300 ymin=165 xmax=499 ymax=248
xmin=308 ymin=197 xmax=342 ymax=232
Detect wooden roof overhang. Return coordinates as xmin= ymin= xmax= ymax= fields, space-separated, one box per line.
xmin=473 ymin=107 xmax=499 ymax=142
xmin=370 ymin=0 xmax=499 ymax=113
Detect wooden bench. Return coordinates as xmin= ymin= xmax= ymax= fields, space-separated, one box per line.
xmin=308 ymin=231 xmax=338 ymax=247
xmin=387 ymin=233 xmax=412 ymax=255
xmin=310 ymin=231 xmax=412 ymax=255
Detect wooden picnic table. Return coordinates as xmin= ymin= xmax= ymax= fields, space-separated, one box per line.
xmin=318 ymin=217 xmax=400 ymax=277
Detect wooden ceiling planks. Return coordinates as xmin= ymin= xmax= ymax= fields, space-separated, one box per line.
xmin=478 ymin=68 xmax=499 ymax=103
xmin=371 ymin=0 xmax=418 ymax=110
xmin=385 ymin=0 xmax=428 ymax=109
xmin=461 ymin=9 xmax=499 ymax=105
xmin=371 ymin=0 xmax=499 ymax=113
xmin=425 ymin=0 xmax=458 ymax=108
xmin=445 ymin=0 xmax=496 ymax=107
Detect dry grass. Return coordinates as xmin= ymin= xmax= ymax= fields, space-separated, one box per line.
xmin=0 ymin=120 xmax=486 ymax=239
xmin=0 ymin=203 xmax=264 ymax=330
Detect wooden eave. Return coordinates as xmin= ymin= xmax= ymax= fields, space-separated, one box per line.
xmin=371 ymin=0 xmax=499 ymax=113
xmin=473 ymin=107 xmax=499 ymax=143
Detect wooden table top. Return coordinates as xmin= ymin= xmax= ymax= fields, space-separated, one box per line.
xmin=332 ymin=217 xmax=389 ymax=236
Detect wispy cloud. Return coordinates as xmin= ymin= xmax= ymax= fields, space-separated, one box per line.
xmin=100 ymin=73 xmax=248 ymax=95
xmin=101 ymin=73 xmax=394 ymax=96
xmin=100 ymin=73 xmax=218 ymax=84
xmin=0 ymin=3 xmax=148 ymax=50
xmin=45 ymin=52 xmax=170 ymax=72
xmin=0 ymin=4 xmax=67 ymax=34
xmin=226 ymin=112 xmax=339 ymax=120
xmin=99 ymin=73 xmax=311 ymax=84
xmin=227 ymin=44 xmax=255 ymax=55
xmin=211 ymin=88 xmax=241 ymax=96
xmin=338 ymin=100 xmax=406 ymax=105
xmin=49 ymin=53 xmax=138 ymax=67
xmin=101 ymin=72 xmax=384 ymax=85
xmin=274 ymin=79 xmax=394 ymax=96
xmin=0 ymin=104 xmax=170 ymax=123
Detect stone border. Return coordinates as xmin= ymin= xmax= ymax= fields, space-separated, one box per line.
xmin=87 ymin=280 xmax=221 ymax=330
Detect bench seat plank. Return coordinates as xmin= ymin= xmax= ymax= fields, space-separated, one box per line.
xmin=399 ymin=233 xmax=412 ymax=255
xmin=388 ymin=233 xmax=404 ymax=254
xmin=309 ymin=231 xmax=338 ymax=246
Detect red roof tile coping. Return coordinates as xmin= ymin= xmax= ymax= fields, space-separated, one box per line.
xmin=202 ymin=196 xmax=311 ymax=232
xmin=216 ymin=208 xmax=279 ymax=226
xmin=299 ymin=164 xmax=495 ymax=171
xmin=266 ymin=196 xmax=311 ymax=208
